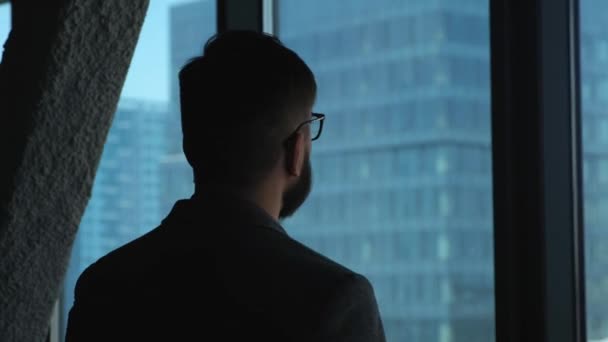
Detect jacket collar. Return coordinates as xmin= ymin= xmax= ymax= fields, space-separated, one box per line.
xmin=163 ymin=189 xmax=287 ymax=235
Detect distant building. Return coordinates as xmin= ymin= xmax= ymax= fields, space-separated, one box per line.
xmin=62 ymin=99 xmax=168 ymax=326
xmin=581 ymin=0 xmax=608 ymax=339
xmin=278 ymin=1 xmax=494 ymax=341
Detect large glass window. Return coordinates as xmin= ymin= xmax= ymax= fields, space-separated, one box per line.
xmin=581 ymin=0 xmax=608 ymax=340
xmin=276 ymin=1 xmax=495 ymax=341
xmin=60 ymin=0 xmax=216 ymax=338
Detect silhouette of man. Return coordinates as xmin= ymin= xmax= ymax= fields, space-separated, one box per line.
xmin=66 ymin=31 xmax=385 ymax=342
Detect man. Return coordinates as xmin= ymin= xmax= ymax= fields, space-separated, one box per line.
xmin=66 ymin=31 xmax=385 ymax=341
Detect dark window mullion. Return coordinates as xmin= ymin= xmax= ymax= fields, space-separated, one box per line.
xmin=491 ymin=0 xmax=586 ymax=341
xmin=217 ymin=0 xmax=263 ymax=33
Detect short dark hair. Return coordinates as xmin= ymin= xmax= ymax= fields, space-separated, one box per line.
xmin=179 ymin=31 xmax=317 ymax=188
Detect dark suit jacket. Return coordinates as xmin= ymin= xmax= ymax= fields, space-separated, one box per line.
xmin=65 ymin=191 xmax=385 ymax=341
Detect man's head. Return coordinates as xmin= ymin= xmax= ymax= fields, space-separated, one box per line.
xmin=179 ymin=31 xmax=319 ymax=219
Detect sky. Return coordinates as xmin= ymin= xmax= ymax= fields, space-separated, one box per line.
xmin=121 ymin=0 xmax=198 ymax=103
xmin=0 ymin=5 xmax=9 ymax=55
xmin=0 ymin=0 xmax=205 ymax=103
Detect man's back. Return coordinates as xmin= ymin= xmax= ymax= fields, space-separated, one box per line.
xmin=65 ymin=192 xmax=385 ymax=341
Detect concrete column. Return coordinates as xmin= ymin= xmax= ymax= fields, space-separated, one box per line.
xmin=0 ymin=1 xmax=149 ymax=340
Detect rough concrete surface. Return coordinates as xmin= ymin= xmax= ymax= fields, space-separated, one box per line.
xmin=0 ymin=0 xmax=149 ymax=340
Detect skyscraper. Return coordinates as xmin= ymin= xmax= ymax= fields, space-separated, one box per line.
xmin=581 ymin=0 xmax=608 ymax=339
xmin=277 ymin=1 xmax=494 ymax=341
xmin=62 ymin=99 xmax=168 ymax=327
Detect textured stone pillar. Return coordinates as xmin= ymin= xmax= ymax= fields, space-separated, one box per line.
xmin=0 ymin=1 xmax=149 ymax=340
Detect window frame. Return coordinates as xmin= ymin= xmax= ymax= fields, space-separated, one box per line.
xmin=490 ymin=0 xmax=586 ymax=341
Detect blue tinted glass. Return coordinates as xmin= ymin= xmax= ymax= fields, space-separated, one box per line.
xmin=278 ymin=1 xmax=494 ymax=340
xmin=581 ymin=0 xmax=608 ymax=340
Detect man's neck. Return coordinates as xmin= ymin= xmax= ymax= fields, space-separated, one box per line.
xmin=194 ymin=182 xmax=282 ymax=221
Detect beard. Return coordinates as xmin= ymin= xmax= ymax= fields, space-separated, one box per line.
xmin=279 ymin=156 xmax=312 ymax=219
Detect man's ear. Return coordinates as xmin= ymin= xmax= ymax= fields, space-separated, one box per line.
xmin=284 ymin=132 xmax=306 ymax=177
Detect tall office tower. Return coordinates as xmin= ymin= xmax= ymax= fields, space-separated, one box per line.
xmin=278 ymin=1 xmax=494 ymax=341
xmin=161 ymin=0 xmax=216 ymax=214
xmin=581 ymin=0 xmax=608 ymax=339
xmin=62 ymin=99 xmax=168 ymax=322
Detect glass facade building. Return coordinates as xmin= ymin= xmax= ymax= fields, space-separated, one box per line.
xmin=277 ymin=1 xmax=494 ymax=341
xmin=582 ymin=0 xmax=608 ymax=339
xmin=62 ymin=99 xmax=168 ymax=323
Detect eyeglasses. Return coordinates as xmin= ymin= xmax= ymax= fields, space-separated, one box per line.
xmin=286 ymin=113 xmax=325 ymax=142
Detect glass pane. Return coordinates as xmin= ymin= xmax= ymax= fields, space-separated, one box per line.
xmin=61 ymin=0 xmax=216 ymax=338
xmin=0 ymin=3 xmax=9 ymax=44
xmin=581 ymin=0 xmax=608 ymax=340
xmin=276 ymin=1 xmax=495 ymax=341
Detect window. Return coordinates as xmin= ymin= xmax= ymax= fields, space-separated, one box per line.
xmin=276 ymin=1 xmax=494 ymax=340
xmin=581 ymin=0 xmax=608 ymax=340
xmin=9 ymin=0 xmax=591 ymax=340
xmin=60 ymin=0 xmax=216 ymax=339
